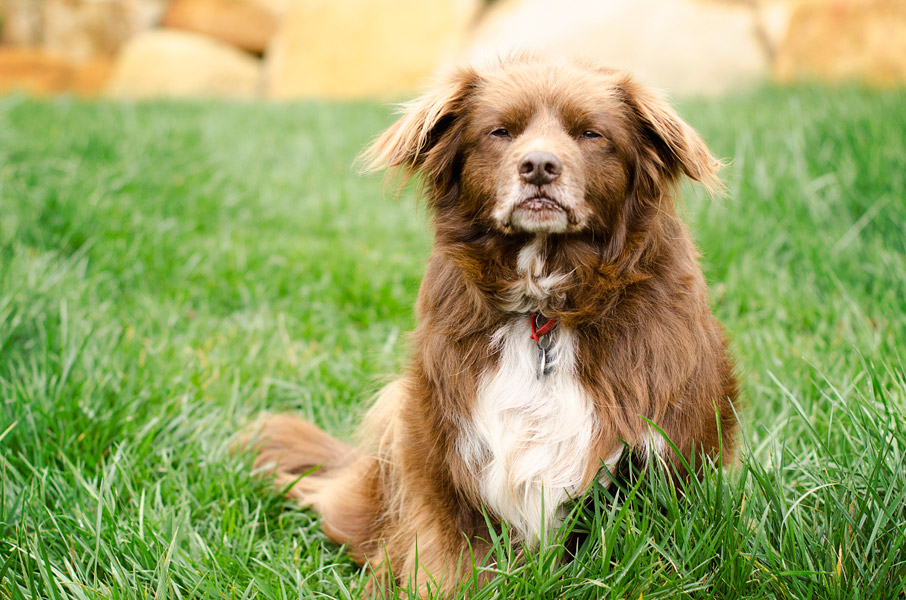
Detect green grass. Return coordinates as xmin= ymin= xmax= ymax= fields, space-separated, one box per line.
xmin=1 ymin=85 xmax=905 ymax=599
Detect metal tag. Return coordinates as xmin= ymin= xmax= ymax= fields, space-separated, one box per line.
xmin=531 ymin=313 xmax=558 ymax=379
xmin=537 ymin=345 xmax=547 ymax=380
xmin=536 ymin=332 xmax=556 ymax=379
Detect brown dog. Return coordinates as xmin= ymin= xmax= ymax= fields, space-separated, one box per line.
xmin=253 ymin=58 xmax=738 ymax=597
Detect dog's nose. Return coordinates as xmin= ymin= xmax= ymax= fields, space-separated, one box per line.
xmin=518 ymin=151 xmax=562 ymax=185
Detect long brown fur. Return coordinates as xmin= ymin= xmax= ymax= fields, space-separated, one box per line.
xmin=251 ymin=58 xmax=738 ymax=597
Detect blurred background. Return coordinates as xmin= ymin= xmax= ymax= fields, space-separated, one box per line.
xmin=1 ymin=0 xmax=904 ymax=101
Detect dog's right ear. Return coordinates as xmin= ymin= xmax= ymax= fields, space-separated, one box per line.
xmin=616 ymin=75 xmax=723 ymax=197
xmin=360 ymin=67 xmax=478 ymax=191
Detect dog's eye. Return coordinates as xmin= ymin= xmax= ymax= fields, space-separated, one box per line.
xmin=580 ymin=130 xmax=603 ymax=139
xmin=489 ymin=128 xmax=512 ymax=140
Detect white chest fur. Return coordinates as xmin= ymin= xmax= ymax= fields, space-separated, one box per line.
xmin=458 ymin=318 xmax=600 ymax=544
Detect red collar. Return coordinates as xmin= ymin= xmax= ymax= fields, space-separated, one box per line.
xmin=530 ymin=313 xmax=557 ymax=341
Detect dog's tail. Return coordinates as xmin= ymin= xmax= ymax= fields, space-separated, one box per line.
xmin=249 ymin=415 xmax=355 ymax=496
xmin=248 ymin=415 xmax=385 ymax=564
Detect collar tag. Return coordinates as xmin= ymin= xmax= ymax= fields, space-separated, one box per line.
xmin=530 ymin=313 xmax=558 ymax=379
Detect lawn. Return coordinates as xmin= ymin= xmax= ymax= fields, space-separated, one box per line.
xmin=1 ymin=85 xmax=905 ymax=599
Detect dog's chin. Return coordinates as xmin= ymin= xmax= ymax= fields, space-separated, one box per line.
xmin=505 ymin=197 xmax=572 ymax=234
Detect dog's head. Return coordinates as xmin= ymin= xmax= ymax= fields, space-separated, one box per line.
xmin=363 ymin=59 xmax=720 ymax=250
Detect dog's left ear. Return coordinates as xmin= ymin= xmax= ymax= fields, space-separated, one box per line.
xmin=360 ymin=67 xmax=479 ymax=192
xmin=621 ymin=79 xmax=723 ymax=195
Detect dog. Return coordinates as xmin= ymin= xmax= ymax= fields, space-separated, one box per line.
xmin=252 ymin=57 xmax=738 ymax=597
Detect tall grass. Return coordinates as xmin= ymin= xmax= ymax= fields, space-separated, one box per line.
xmin=1 ymin=85 xmax=904 ymax=598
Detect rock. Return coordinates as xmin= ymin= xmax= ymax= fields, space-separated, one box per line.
xmin=0 ymin=49 xmax=71 ymax=95
xmin=105 ymin=29 xmax=262 ymax=100
xmin=162 ymin=0 xmax=282 ymax=53
xmin=265 ymin=0 xmax=481 ymax=100
xmin=775 ymin=0 xmax=906 ymax=86
xmin=0 ymin=48 xmax=112 ymax=96
xmin=0 ymin=0 xmax=44 ymax=45
xmin=464 ymin=0 xmax=770 ymax=97
xmin=41 ymin=0 xmax=166 ymax=61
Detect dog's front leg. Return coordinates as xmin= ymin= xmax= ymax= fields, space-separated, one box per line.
xmin=389 ymin=509 xmax=492 ymax=599
xmin=377 ymin=431 xmax=493 ymax=595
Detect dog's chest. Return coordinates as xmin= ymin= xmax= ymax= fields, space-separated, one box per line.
xmin=457 ymin=318 xmax=600 ymax=544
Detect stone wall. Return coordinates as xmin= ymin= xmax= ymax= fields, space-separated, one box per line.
xmin=1 ymin=0 xmax=904 ymax=99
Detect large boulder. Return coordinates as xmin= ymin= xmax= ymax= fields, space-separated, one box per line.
xmin=105 ymin=29 xmax=262 ymax=99
xmin=265 ymin=0 xmax=481 ymax=100
xmin=463 ymin=0 xmax=770 ymax=97
xmin=162 ymin=0 xmax=284 ymax=53
xmin=775 ymin=0 xmax=906 ymax=86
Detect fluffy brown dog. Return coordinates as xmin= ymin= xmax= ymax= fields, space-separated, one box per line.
xmin=253 ymin=58 xmax=738 ymax=596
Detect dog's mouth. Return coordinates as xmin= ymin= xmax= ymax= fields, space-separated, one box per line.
xmin=505 ymin=194 xmax=576 ymax=233
xmin=516 ymin=196 xmax=566 ymax=214
xmin=496 ymin=185 xmax=586 ymax=234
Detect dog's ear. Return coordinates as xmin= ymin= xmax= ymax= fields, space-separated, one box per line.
xmin=603 ymin=76 xmax=725 ymax=263
xmin=360 ymin=67 xmax=479 ymax=191
xmin=620 ymin=78 xmax=723 ymax=195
